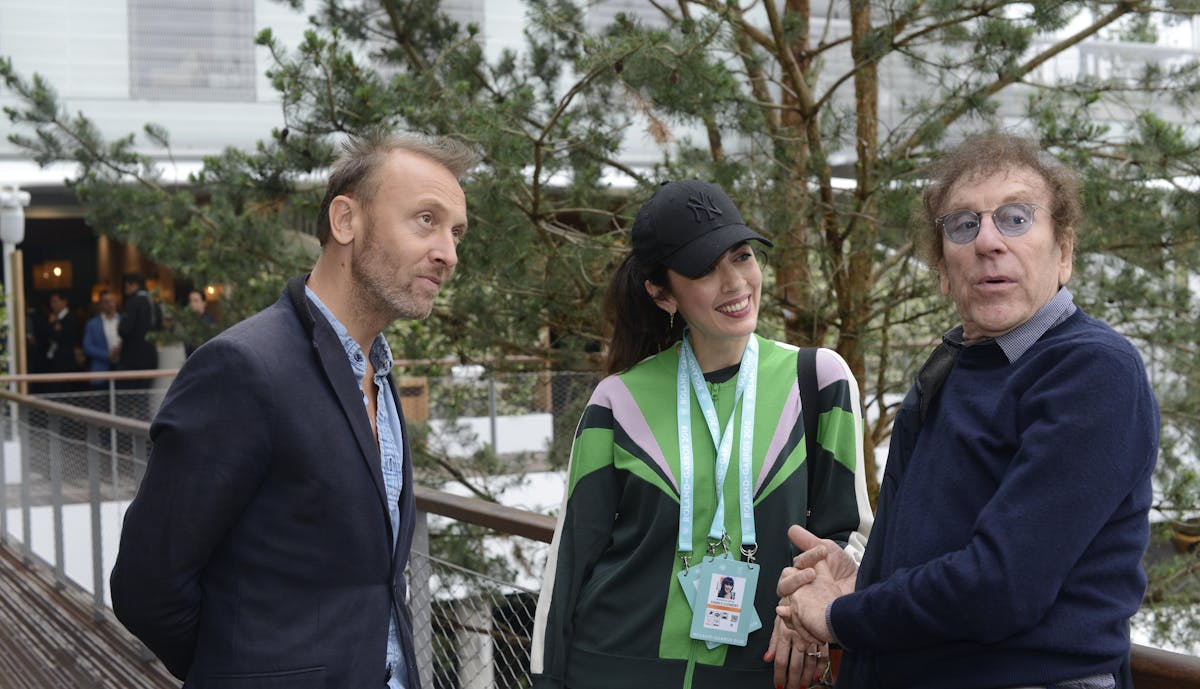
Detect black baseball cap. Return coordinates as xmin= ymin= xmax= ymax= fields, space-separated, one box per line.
xmin=631 ymin=180 xmax=773 ymax=278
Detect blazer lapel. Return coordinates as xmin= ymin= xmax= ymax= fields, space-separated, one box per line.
xmin=286 ymin=276 xmax=389 ymax=513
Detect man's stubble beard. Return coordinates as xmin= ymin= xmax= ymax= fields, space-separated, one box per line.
xmin=350 ymin=215 xmax=437 ymax=324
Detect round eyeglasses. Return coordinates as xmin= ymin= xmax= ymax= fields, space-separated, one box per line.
xmin=936 ymin=202 xmax=1044 ymax=244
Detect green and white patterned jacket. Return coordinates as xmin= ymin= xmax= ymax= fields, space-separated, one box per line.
xmin=532 ymin=335 xmax=873 ymax=689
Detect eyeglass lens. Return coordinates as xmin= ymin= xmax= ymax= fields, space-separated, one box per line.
xmin=940 ymin=203 xmax=1038 ymax=244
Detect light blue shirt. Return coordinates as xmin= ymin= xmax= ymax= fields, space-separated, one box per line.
xmin=306 ymin=287 xmax=409 ymax=689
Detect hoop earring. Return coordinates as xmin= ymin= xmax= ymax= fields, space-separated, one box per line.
xmin=668 ymin=312 xmax=675 ymax=331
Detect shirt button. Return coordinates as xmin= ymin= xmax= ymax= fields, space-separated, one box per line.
xmin=384 ymin=664 xmax=392 ymax=682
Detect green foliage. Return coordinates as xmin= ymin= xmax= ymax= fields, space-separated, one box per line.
xmin=1142 ymin=521 xmax=1200 ymax=651
xmin=5 ymin=1 xmax=1200 ymax=648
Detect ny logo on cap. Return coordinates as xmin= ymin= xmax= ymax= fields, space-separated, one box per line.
xmin=686 ymin=193 xmax=723 ymax=222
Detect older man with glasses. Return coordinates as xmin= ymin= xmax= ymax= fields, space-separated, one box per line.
xmin=774 ymin=133 xmax=1159 ymax=689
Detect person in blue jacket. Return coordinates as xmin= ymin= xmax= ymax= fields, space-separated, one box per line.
xmin=82 ymin=289 xmax=121 ymax=389
xmin=775 ymin=133 xmax=1158 ymax=689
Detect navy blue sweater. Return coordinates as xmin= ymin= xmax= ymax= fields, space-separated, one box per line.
xmin=833 ymin=309 xmax=1159 ymax=689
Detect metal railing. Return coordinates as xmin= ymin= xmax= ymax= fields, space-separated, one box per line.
xmin=0 ymin=372 xmax=1198 ymax=688
xmin=409 ymin=491 xmax=552 ymax=689
xmin=0 ymin=369 xmax=568 ymax=688
xmin=0 ymin=386 xmax=152 ymax=615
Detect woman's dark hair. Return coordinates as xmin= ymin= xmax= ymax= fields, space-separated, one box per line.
xmin=602 ymin=252 xmax=684 ymax=376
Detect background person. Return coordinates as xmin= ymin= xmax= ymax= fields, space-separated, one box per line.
xmin=82 ymin=289 xmax=121 ymax=392
xmin=115 ymin=272 xmax=158 ymax=400
xmin=774 ymin=133 xmax=1158 ymax=689
xmin=110 ymin=130 xmax=477 ymax=689
xmin=183 ymin=288 xmax=217 ymax=357
xmin=531 ymin=180 xmax=873 ymax=689
xmin=43 ymin=292 xmax=81 ymax=392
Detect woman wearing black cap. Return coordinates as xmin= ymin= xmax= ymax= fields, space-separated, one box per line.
xmin=531 ymin=181 xmax=873 ymax=689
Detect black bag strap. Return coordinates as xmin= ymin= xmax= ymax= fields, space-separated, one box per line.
xmin=798 ymin=347 xmax=820 ymax=482
xmin=916 ymin=341 xmax=958 ymax=425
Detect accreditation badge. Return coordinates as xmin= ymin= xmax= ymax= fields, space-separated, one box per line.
xmin=682 ymin=553 xmax=763 ymax=649
xmin=687 ymin=553 xmax=760 ymax=647
xmin=677 ymin=562 xmax=704 ymax=608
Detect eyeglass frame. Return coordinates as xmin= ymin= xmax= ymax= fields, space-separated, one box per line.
xmin=935 ymin=202 xmax=1046 ymax=245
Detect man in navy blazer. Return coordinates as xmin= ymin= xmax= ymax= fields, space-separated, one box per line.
xmin=110 ymin=130 xmax=477 ymax=688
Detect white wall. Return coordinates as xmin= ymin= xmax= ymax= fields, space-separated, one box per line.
xmin=0 ymin=0 xmax=312 ymax=162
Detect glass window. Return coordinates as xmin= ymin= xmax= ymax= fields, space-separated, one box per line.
xmin=128 ymin=0 xmax=256 ymax=102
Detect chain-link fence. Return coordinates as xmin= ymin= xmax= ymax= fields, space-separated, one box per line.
xmin=26 ymin=384 xmax=166 ymax=424
xmin=404 ymin=369 xmax=599 ymax=476
xmin=20 ymin=367 xmax=603 ymax=481
xmin=409 ymin=549 xmax=540 ymax=689
xmin=26 ymin=368 xmax=602 ymax=463
xmin=0 ymin=391 xmax=152 ymax=614
xmin=400 ymin=369 xmax=589 ymax=688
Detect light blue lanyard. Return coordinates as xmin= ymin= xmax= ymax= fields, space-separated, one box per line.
xmin=676 ymin=333 xmax=759 ymax=560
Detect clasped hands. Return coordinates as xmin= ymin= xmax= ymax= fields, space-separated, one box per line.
xmin=765 ymin=525 xmax=859 ymax=687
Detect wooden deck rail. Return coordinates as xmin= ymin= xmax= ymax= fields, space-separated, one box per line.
xmin=1131 ymin=644 xmax=1200 ymax=689
xmin=415 ymin=485 xmax=557 ymax=543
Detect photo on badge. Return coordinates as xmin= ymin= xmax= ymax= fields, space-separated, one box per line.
xmin=711 ymin=574 xmax=740 ymax=602
xmin=703 ymin=572 xmax=744 ymax=632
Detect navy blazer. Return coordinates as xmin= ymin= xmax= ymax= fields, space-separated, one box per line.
xmin=111 ymin=275 xmax=420 ymax=689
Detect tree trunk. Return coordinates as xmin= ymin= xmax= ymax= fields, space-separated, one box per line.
xmin=846 ymin=0 xmax=881 ymax=505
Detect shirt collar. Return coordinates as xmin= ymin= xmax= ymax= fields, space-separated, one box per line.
xmin=304 ymin=285 xmax=395 ymax=380
xmin=943 ymin=287 xmax=1076 ymax=363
